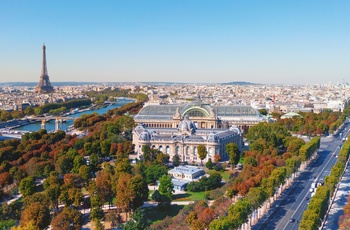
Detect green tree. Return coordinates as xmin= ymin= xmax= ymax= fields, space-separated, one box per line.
xmin=226 ymin=143 xmax=240 ymax=169
xmin=144 ymin=164 xmax=167 ymax=184
xmin=124 ymin=209 xmax=151 ymax=230
xmin=158 ymin=175 xmax=173 ymax=199
xmin=72 ymin=155 xmax=86 ymax=173
xmin=172 ymin=154 xmax=181 ymax=166
xmin=19 ymin=176 xmax=35 ymax=197
xmin=90 ymin=193 xmax=104 ymax=221
xmin=130 ymin=174 xmax=149 ymax=209
xmin=206 ymin=158 xmax=213 ymax=169
xmin=197 ymin=144 xmax=207 ymax=166
xmin=142 ymin=145 xmax=152 ymax=162
xmin=89 ymin=153 xmax=99 ymax=170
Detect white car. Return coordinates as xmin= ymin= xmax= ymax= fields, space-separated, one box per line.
xmin=309 ymin=188 xmax=314 ymax=193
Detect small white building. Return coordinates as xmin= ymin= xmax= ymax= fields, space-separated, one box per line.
xmin=168 ymin=165 xmax=205 ymax=181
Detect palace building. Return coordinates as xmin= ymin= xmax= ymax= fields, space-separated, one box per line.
xmin=132 ymin=97 xmax=264 ymax=163
xmin=133 ymin=96 xmax=265 ymax=132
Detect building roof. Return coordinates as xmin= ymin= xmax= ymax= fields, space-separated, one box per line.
xmin=171 ymin=179 xmax=189 ymax=187
xmin=135 ymin=102 xmax=263 ymax=121
xmin=280 ymin=112 xmax=302 ymax=119
xmin=168 ymin=165 xmax=204 ymax=176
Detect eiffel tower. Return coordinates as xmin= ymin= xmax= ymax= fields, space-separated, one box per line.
xmin=34 ymin=44 xmax=54 ymax=93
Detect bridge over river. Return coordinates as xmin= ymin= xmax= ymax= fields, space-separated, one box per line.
xmin=28 ymin=115 xmax=77 ymax=122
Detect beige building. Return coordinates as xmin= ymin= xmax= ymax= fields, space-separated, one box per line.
xmin=132 ymin=98 xmax=265 ymax=163
xmin=134 ymin=98 xmax=265 ymax=133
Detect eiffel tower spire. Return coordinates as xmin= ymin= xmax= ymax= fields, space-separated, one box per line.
xmin=35 ymin=44 xmax=54 ymax=93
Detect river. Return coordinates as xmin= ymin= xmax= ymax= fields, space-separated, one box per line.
xmin=14 ymin=99 xmax=134 ymax=132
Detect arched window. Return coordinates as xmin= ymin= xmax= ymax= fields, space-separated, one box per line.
xmin=159 ymin=146 xmax=163 ymax=152
xmin=193 ymin=147 xmax=197 ymax=156
xmin=185 ymin=109 xmax=206 ymax=117
xmin=166 ymin=146 xmax=170 ymax=154
xmin=186 ymin=146 xmax=190 ymax=155
xmin=208 ymin=147 xmax=212 ymax=157
xmin=176 ymin=146 xmax=180 ymax=155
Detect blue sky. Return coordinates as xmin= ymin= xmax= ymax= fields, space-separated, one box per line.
xmin=0 ymin=1 xmax=349 ymax=84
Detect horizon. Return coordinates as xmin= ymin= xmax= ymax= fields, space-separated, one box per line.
xmin=1 ymin=1 xmax=350 ymax=84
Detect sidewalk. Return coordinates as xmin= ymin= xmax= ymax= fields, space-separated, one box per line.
xmin=323 ymin=168 xmax=350 ymax=229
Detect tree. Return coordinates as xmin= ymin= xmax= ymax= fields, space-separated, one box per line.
xmin=90 ymin=193 xmax=104 ymax=221
xmin=72 ymin=155 xmax=85 ymax=173
xmin=45 ymin=184 xmax=60 ymax=213
xmin=19 ymin=176 xmax=35 ymax=197
xmin=142 ymin=145 xmax=152 ymax=162
xmin=105 ymin=210 xmax=122 ymax=229
xmin=158 ymin=175 xmax=174 ymax=199
xmin=172 ymin=154 xmax=181 ymax=166
xmin=96 ymin=170 xmax=114 ymax=207
xmin=144 ymin=164 xmax=167 ymax=184
xmin=130 ymin=174 xmax=149 ymax=209
xmin=124 ymin=209 xmax=151 ymax=230
xmin=156 ymin=153 xmax=170 ymax=165
xmin=20 ymin=202 xmax=50 ymax=230
xmin=115 ymin=158 xmax=132 ymax=175
xmin=23 ymin=193 xmax=50 ymax=209
xmin=89 ymin=153 xmax=99 ymax=170
xmin=115 ymin=173 xmax=134 ymax=219
xmin=51 ymin=207 xmax=83 ymax=230
xmin=152 ymin=175 xmax=173 ymax=210
xmin=197 ymin=144 xmax=207 ymax=166
xmin=206 ymin=158 xmax=213 ymax=169
xmin=258 ymin=109 xmax=268 ymax=115
xmin=226 ymin=143 xmax=240 ymax=169
xmin=214 ymin=154 xmax=221 ymax=163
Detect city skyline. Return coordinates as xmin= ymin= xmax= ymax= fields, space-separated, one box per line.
xmin=1 ymin=1 xmax=350 ymax=84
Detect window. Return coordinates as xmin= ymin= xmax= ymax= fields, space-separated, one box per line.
xmin=175 ymin=146 xmax=180 ymax=155
xmin=159 ymin=146 xmax=163 ymax=152
xmin=186 ymin=146 xmax=190 ymax=155
xmin=208 ymin=147 xmax=212 ymax=157
xmin=193 ymin=147 xmax=197 ymax=156
xmin=166 ymin=146 xmax=170 ymax=154
xmin=185 ymin=109 xmax=206 ymax=117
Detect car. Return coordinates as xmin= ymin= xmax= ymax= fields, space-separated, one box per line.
xmin=290 ymin=218 xmax=295 ymax=223
xmin=309 ymin=188 xmax=314 ymax=193
xmin=305 ymin=197 xmax=309 ymax=201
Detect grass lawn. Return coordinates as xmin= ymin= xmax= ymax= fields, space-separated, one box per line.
xmin=206 ymin=169 xmax=232 ymax=181
xmin=144 ymin=204 xmax=185 ymax=224
xmin=172 ymin=191 xmax=205 ymax=201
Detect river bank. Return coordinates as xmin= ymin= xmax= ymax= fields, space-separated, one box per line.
xmin=3 ymin=99 xmax=135 ymax=133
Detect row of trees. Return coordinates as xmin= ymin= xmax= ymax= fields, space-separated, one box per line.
xmin=275 ymin=105 xmax=350 ymax=136
xmin=300 ymin=138 xmax=350 ymax=229
xmin=207 ymin=120 xmax=320 ymax=229
xmin=84 ymin=88 xmax=148 ymax=105
xmin=339 ymin=195 xmax=350 ymax=229
xmin=34 ymin=99 xmax=92 ymax=115
xmin=0 ymin=99 xmax=92 ymax=122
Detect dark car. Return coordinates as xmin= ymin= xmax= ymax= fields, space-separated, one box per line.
xmin=290 ymin=218 xmax=295 ymax=223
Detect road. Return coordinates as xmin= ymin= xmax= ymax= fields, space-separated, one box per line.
xmin=253 ymin=121 xmax=350 ymax=230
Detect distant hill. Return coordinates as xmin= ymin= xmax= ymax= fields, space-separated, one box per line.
xmin=222 ymin=81 xmax=259 ymax=85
